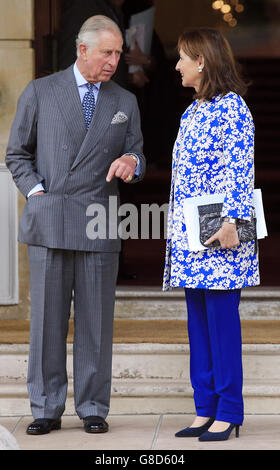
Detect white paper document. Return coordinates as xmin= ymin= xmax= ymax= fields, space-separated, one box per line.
xmin=125 ymin=7 xmax=155 ymax=74
xmin=183 ymin=189 xmax=268 ymax=251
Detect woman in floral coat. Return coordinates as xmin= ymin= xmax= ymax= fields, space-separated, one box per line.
xmin=163 ymin=28 xmax=260 ymax=441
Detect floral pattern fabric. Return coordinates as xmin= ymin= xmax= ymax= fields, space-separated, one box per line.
xmin=163 ymin=92 xmax=260 ymax=291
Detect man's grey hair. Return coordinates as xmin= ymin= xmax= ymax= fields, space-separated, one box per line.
xmin=76 ymin=15 xmax=122 ymax=55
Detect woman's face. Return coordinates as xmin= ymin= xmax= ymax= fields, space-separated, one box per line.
xmin=176 ymin=48 xmax=203 ymax=91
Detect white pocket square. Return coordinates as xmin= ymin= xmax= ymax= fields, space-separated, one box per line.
xmin=111 ymin=111 xmax=128 ymax=124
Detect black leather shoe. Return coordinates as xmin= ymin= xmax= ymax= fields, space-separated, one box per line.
xmin=26 ymin=418 xmax=61 ymax=435
xmin=83 ymin=416 xmax=109 ymax=433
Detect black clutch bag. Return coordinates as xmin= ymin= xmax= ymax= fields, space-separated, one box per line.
xmin=198 ymin=203 xmax=257 ymax=247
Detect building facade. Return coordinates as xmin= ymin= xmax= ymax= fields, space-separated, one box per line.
xmin=0 ymin=0 xmax=279 ymax=319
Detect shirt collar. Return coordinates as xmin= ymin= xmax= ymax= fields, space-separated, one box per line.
xmin=73 ymin=62 xmax=101 ymax=90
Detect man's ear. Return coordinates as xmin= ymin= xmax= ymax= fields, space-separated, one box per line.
xmin=78 ymin=43 xmax=88 ymax=60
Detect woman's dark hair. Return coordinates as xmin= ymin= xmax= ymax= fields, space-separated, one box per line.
xmin=178 ymin=28 xmax=248 ymax=100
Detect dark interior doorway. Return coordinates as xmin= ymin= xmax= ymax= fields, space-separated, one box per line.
xmin=34 ymin=0 xmax=280 ymax=287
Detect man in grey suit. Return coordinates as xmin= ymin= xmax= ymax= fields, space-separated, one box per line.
xmin=6 ymin=15 xmax=145 ymax=435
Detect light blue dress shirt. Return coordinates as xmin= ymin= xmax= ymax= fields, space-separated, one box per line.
xmin=28 ymin=62 xmax=140 ymax=197
xmin=73 ymin=61 xmax=101 ymax=104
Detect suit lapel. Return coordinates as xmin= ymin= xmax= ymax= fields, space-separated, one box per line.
xmin=51 ymin=66 xmax=87 ymax=147
xmin=70 ymin=81 xmax=119 ymax=170
xmin=52 ymin=69 xmax=119 ymax=170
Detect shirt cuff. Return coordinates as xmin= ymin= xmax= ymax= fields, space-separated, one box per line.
xmin=27 ymin=183 xmax=45 ymax=198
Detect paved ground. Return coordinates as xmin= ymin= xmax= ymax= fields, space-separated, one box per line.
xmin=1 ymin=414 xmax=279 ymax=453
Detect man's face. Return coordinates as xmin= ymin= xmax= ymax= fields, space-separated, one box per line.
xmin=78 ymin=30 xmax=123 ymax=83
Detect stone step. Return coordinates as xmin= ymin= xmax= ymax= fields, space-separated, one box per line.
xmin=115 ymin=286 xmax=280 ymax=320
xmin=2 ymin=318 xmax=280 ymax=344
xmin=0 ymin=343 xmax=279 ymax=415
xmin=0 ymin=379 xmax=279 ymax=416
xmin=1 ymin=343 xmax=280 ymax=383
xmin=0 ymin=287 xmax=279 ymax=415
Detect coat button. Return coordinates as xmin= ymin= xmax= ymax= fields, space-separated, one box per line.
xmin=62 ymin=145 xmax=68 ymax=150
xmin=64 ymin=194 xmax=69 ymax=199
xmin=103 ymin=148 xmax=108 ymax=153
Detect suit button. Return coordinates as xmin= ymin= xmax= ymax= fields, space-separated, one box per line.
xmin=64 ymin=194 xmax=69 ymax=199
xmin=62 ymin=145 xmax=68 ymax=150
xmin=103 ymin=148 xmax=108 ymax=153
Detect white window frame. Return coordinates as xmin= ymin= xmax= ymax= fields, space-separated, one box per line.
xmin=0 ymin=163 xmax=18 ymax=304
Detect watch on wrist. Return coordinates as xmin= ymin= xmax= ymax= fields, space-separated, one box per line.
xmin=223 ymin=216 xmax=237 ymax=225
xmin=127 ymin=154 xmax=138 ymax=166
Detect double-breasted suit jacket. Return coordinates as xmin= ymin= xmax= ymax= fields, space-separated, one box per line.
xmin=6 ymin=65 xmax=146 ymax=251
xmin=163 ymin=92 xmax=260 ymax=291
xmin=6 ymin=65 xmax=146 ymax=420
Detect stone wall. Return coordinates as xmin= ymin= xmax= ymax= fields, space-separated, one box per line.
xmin=0 ymin=0 xmax=34 ymax=319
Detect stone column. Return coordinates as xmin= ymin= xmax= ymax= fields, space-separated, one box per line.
xmin=0 ymin=0 xmax=34 ymax=319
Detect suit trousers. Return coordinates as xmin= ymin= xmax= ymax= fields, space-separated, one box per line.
xmin=27 ymin=246 xmax=119 ymax=420
xmin=185 ymin=288 xmax=244 ymax=425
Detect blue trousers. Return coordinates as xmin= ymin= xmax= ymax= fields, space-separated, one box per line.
xmin=185 ymin=288 xmax=244 ymax=425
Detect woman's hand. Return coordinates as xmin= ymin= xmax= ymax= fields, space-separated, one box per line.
xmin=204 ymin=222 xmax=240 ymax=249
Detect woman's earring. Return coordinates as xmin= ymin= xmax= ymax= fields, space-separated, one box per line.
xmin=198 ymin=65 xmax=203 ymax=73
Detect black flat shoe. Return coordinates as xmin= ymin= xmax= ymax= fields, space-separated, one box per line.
xmin=175 ymin=417 xmax=215 ymax=437
xmin=83 ymin=416 xmax=109 ymax=433
xmin=199 ymin=423 xmax=240 ymax=441
xmin=26 ymin=418 xmax=61 ymax=435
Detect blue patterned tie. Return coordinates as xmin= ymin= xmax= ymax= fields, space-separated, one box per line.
xmin=82 ymin=83 xmax=96 ymax=129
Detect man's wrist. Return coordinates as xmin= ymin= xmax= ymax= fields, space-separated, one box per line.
xmin=125 ymin=154 xmax=138 ymax=167
xmin=27 ymin=183 xmax=45 ymax=198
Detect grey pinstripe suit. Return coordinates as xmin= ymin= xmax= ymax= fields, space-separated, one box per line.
xmin=6 ymin=65 xmax=145 ymax=419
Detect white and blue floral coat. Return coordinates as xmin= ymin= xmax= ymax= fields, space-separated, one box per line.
xmin=163 ymin=92 xmax=260 ymax=291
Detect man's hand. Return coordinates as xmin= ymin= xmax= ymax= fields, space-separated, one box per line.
xmin=106 ymin=155 xmax=137 ymax=183
xmin=125 ymin=42 xmax=151 ymax=67
xmin=29 ymin=191 xmax=45 ymax=197
xmin=204 ymin=222 xmax=240 ymax=249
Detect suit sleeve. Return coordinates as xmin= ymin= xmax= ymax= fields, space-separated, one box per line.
xmin=5 ymin=81 xmax=45 ymax=198
xmin=220 ymin=94 xmax=255 ymax=220
xmin=122 ymin=94 xmax=146 ymax=184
